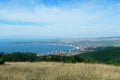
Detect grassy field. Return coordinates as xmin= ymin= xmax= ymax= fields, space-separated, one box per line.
xmin=0 ymin=62 xmax=120 ymax=80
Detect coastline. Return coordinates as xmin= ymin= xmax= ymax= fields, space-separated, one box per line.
xmin=0 ymin=42 xmax=78 ymax=55
xmin=37 ymin=43 xmax=80 ymax=56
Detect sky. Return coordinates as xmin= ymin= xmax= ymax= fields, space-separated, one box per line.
xmin=0 ymin=0 xmax=120 ymax=39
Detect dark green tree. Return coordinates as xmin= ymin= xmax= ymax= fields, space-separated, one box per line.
xmin=0 ymin=52 xmax=5 ymax=65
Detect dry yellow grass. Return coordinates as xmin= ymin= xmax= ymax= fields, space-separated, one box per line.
xmin=0 ymin=62 xmax=120 ymax=80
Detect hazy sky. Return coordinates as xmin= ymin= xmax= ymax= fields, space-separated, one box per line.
xmin=0 ymin=0 xmax=120 ymax=39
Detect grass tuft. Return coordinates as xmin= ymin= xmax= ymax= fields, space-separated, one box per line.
xmin=0 ymin=62 xmax=120 ymax=80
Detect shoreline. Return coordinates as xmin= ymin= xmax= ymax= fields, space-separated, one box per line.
xmin=37 ymin=43 xmax=79 ymax=56
xmin=0 ymin=42 xmax=79 ymax=55
xmin=37 ymin=43 xmax=80 ymax=56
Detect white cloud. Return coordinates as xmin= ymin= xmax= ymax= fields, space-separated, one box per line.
xmin=0 ymin=0 xmax=120 ymax=38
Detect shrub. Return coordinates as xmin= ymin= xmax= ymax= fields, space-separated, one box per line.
xmin=0 ymin=52 xmax=5 ymax=65
xmin=0 ymin=58 xmax=4 ymax=64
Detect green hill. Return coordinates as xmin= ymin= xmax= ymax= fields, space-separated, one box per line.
xmin=77 ymin=47 xmax=120 ymax=65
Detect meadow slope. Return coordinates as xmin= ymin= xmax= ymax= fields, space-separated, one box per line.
xmin=0 ymin=62 xmax=120 ymax=80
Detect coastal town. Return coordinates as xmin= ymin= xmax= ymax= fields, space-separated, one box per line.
xmin=37 ymin=37 xmax=120 ymax=56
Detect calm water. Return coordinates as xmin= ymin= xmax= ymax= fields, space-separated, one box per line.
xmin=0 ymin=40 xmax=75 ymax=54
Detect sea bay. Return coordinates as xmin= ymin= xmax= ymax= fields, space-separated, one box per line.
xmin=0 ymin=42 xmax=75 ymax=54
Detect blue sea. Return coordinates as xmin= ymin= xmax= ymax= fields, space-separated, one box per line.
xmin=0 ymin=39 xmax=76 ymax=54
